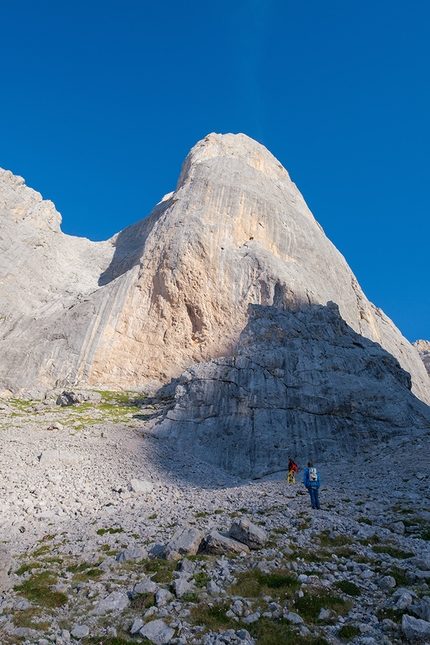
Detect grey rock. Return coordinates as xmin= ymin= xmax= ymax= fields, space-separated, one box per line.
xmin=93 ymin=590 xmax=129 ymax=614
xmin=164 ymin=526 xmax=204 ymax=561
xmin=379 ymin=576 xmax=397 ymax=590
xmin=390 ymin=521 xmax=406 ymax=535
xmin=394 ymin=591 xmax=414 ymax=609
xmin=229 ymin=518 xmax=268 ymax=550
xmin=139 ymin=619 xmax=175 ymax=645
xmin=154 ymin=304 xmax=430 ymax=478
xmin=207 ymin=580 xmax=222 ymax=596
xmin=242 ymin=612 xmax=260 ymax=624
xmin=130 ymin=618 xmax=144 ymax=635
xmin=412 ymin=596 xmax=430 ymax=622
xmin=155 ymin=588 xmax=174 ymax=607
xmin=56 ymin=390 xmax=102 ymax=406
xmin=70 ymin=625 xmax=89 ymax=639
xmin=115 ymin=546 xmax=147 ymax=563
xmin=318 ymin=608 xmax=332 ymax=620
xmin=0 ymin=547 xmax=12 ymax=592
xmin=402 ymin=614 xmax=430 ymax=640
xmin=284 ymin=611 xmax=304 ymax=624
xmin=202 ymin=530 xmax=251 ymax=556
xmin=132 ymin=579 xmax=158 ymax=596
xmin=172 ymin=576 xmax=195 ymax=598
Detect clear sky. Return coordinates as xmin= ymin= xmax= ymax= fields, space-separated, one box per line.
xmin=1 ymin=0 xmax=429 ymax=343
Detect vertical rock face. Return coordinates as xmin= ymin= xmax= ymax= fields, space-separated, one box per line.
xmin=153 ymin=303 xmax=430 ymax=478
xmin=0 ymin=134 xmax=429 ymax=406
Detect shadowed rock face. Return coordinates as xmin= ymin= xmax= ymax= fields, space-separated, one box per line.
xmin=0 ymin=133 xmax=429 ymax=404
xmin=154 ymin=303 xmax=430 ymax=479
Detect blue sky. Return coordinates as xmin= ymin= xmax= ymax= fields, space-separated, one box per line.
xmin=0 ymin=0 xmax=429 ymax=343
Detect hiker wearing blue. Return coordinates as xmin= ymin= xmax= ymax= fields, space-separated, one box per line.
xmin=303 ymin=461 xmax=321 ymax=509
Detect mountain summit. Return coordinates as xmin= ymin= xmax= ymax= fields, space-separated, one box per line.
xmin=0 ymin=133 xmax=429 ymax=405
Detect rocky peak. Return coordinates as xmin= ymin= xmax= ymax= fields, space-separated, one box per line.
xmin=0 ymin=135 xmax=429 ymax=407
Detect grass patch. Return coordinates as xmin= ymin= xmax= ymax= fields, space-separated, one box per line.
xmin=338 ymin=624 xmax=360 ymax=641
xmin=12 ymin=607 xmax=51 ymax=631
xmin=195 ymin=511 xmax=208 ymax=518
xmin=96 ymin=527 xmax=124 ymax=535
xmin=14 ymin=571 xmax=68 ymax=608
xmin=376 ymin=606 xmax=409 ymax=624
xmin=248 ymin=617 xmax=330 ymax=645
xmin=318 ymin=530 xmax=353 ymax=548
xmin=141 ymin=558 xmax=177 ymax=583
xmin=194 ymin=571 xmax=210 ymax=587
xmin=386 ymin=566 xmax=410 ymax=587
xmin=372 ymin=545 xmax=414 ymax=559
xmin=357 ymin=517 xmax=372 ymax=525
xmin=335 ymin=580 xmax=362 ymax=597
xmin=129 ymin=592 xmax=155 ymax=611
xmin=31 ymin=545 xmax=51 ymax=557
xmin=230 ymin=569 xmax=300 ymax=598
xmin=189 ymin=601 xmax=237 ymax=632
xmin=294 ymin=589 xmax=351 ymax=622
xmin=15 ymin=561 xmax=43 ymax=576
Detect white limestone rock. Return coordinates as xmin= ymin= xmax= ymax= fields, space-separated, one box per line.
xmin=0 ymin=134 xmax=429 ymax=407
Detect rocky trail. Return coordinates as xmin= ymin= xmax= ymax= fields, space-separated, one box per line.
xmin=1 ymin=392 xmax=430 ymax=645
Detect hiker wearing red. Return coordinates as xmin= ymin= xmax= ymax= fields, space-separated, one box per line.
xmin=287 ymin=457 xmax=299 ymax=484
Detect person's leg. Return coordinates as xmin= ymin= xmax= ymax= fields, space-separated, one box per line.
xmin=309 ymin=487 xmax=316 ymax=509
xmin=314 ymin=487 xmax=320 ymax=509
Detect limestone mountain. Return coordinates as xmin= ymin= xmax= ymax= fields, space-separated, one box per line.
xmin=0 ymin=133 xmax=429 ymax=406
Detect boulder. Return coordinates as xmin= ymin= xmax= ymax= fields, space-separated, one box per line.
xmin=201 ymin=530 xmax=250 ymax=556
xmin=115 ymin=546 xmax=147 ymax=563
xmin=139 ymin=619 xmax=175 ymax=645
xmin=163 ymin=526 xmax=203 ymax=561
xmin=402 ymin=614 xmax=430 ymax=640
xmin=93 ymin=591 xmax=129 ymax=614
xmin=229 ymin=518 xmax=268 ymax=549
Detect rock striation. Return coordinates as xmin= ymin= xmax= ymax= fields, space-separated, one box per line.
xmin=154 ymin=302 xmax=430 ymax=478
xmin=0 ymin=133 xmax=429 ymax=407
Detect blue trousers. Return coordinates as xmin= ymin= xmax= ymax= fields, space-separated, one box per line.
xmin=308 ymin=486 xmax=320 ymax=509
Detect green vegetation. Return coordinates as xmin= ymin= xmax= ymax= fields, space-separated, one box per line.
xmin=96 ymin=527 xmax=124 ymax=535
xmin=14 ymin=571 xmax=68 ymax=608
xmin=357 ymin=517 xmax=372 ymax=525
xmin=372 ymin=545 xmax=414 ymax=559
xmin=12 ymin=607 xmax=51 ymax=631
xmin=294 ymin=589 xmax=351 ymax=622
xmin=190 ymin=602 xmax=236 ymax=632
xmin=318 ymin=530 xmax=353 ymax=548
xmin=230 ymin=569 xmax=300 ymax=598
xmin=338 ymin=624 xmax=360 ymax=641
xmin=248 ymin=618 xmax=330 ymax=645
xmin=335 ymin=580 xmax=362 ymax=597
xmin=141 ymin=558 xmax=177 ymax=583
